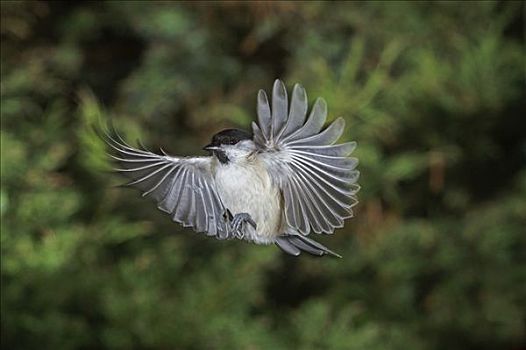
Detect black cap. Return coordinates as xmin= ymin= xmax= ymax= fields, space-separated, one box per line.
xmin=204 ymin=128 xmax=252 ymax=149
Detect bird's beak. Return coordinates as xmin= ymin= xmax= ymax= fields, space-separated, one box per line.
xmin=203 ymin=144 xmax=219 ymax=151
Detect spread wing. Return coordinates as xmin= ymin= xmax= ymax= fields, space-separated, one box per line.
xmin=253 ymin=79 xmax=359 ymax=235
xmin=99 ymin=127 xmax=229 ymax=238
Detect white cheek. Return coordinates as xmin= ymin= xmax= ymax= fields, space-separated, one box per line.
xmin=223 ymin=147 xmax=248 ymax=161
xmin=223 ymin=148 xmax=237 ymax=159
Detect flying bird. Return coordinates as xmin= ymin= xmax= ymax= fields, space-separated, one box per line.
xmin=99 ymin=80 xmax=359 ymax=257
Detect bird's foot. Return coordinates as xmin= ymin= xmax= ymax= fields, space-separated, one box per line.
xmin=228 ymin=212 xmax=257 ymax=239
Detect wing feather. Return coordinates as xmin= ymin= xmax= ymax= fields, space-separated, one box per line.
xmin=161 ymin=167 xmax=186 ymax=213
xmin=285 ymin=98 xmax=327 ymax=142
xmin=124 ymin=163 xmax=173 ymax=187
xmin=280 ymin=84 xmax=308 ymax=139
xmin=142 ymin=165 xmax=178 ymax=197
xmin=114 ymin=161 xmax=166 ymax=172
xmin=193 ymin=175 xmax=205 ymax=231
xmin=293 ymin=170 xmax=328 ymax=233
xmin=251 ymin=121 xmax=266 ymax=146
xmin=202 ymin=180 xmax=219 ymax=236
xmin=288 ymin=177 xmax=310 ymax=234
xmin=288 ymin=117 xmax=345 ymax=147
xmin=293 ymin=169 xmax=342 ymax=229
xmin=291 ymin=142 xmax=357 ymax=156
xmin=271 ymin=79 xmax=288 ymax=138
xmin=290 ymin=162 xmax=353 ymax=215
xmin=257 ymin=90 xmax=272 ymax=141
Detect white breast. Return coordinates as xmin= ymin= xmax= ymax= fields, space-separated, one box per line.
xmin=213 ymin=158 xmax=282 ymax=244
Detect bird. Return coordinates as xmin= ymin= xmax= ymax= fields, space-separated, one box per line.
xmin=98 ymin=79 xmax=359 ymax=257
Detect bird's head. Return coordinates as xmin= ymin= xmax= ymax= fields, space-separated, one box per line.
xmin=203 ymin=129 xmax=255 ymax=164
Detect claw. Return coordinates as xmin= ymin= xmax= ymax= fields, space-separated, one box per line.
xmin=228 ymin=212 xmax=257 ymax=239
xmin=223 ymin=209 xmax=233 ymax=221
xmin=247 ymin=217 xmax=257 ymax=229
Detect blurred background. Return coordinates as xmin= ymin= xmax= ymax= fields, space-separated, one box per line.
xmin=1 ymin=1 xmax=525 ymax=349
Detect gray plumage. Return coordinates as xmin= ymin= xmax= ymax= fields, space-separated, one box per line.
xmin=100 ymin=79 xmax=359 ymax=257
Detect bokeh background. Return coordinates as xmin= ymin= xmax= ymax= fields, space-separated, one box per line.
xmin=1 ymin=1 xmax=525 ymax=349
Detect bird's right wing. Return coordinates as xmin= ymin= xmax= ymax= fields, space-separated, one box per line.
xmin=99 ymin=128 xmax=230 ymax=238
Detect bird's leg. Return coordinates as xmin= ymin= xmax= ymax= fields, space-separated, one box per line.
xmin=228 ymin=212 xmax=257 ymax=239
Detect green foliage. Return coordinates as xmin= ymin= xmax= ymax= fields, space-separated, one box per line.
xmin=1 ymin=2 xmax=525 ymax=349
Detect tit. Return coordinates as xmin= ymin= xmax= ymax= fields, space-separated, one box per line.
xmin=99 ymin=80 xmax=359 ymax=257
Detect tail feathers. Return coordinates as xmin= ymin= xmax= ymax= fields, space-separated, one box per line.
xmin=275 ymin=234 xmax=342 ymax=258
xmin=275 ymin=237 xmax=301 ymax=256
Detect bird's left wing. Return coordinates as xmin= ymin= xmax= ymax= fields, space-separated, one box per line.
xmin=99 ymin=128 xmax=229 ymax=238
xmin=253 ymin=80 xmax=360 ymax=235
